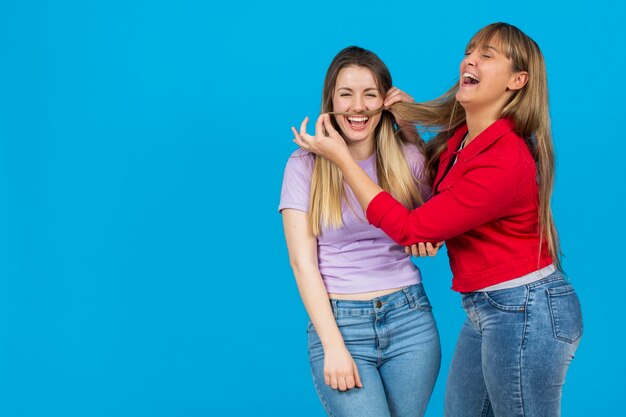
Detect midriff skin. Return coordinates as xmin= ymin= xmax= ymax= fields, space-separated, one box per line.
xmin=328 ymin=287 xmax=405 ymax=300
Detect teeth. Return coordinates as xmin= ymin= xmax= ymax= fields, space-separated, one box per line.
xmin=347 ymin=116 xmax=368 ymax=122
xmin=463 ymin=72 xmax=480 ymax=82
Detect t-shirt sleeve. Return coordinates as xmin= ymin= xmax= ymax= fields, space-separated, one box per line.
xmin=278 ymin=150 xmax=314 ymax=213
xmin=366 ymin=156 xmax=518 ymax=245
xmin=403 ymin=143 xmax=432 ymax=201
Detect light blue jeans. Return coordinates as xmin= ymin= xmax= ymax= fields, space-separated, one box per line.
xmin=308 ymin=284 xmax=441 ymax=417
xmin=445 ymin=271 xmax=583 ymax=417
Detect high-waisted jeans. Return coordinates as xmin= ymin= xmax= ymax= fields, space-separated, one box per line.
xmin=445 ymin=271 xmax=583 ymax=417
xmin=307 ymin=284 xmax=441 ymax=417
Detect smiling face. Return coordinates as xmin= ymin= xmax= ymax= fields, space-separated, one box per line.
xmin=331 ymin=65 xmax=384 ymax=146
xmin=456 ymin=37 xmax=527 ymax=116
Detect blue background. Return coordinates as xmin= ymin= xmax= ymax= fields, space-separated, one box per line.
xmin=1 ymin=1 xmax=624 ymax=416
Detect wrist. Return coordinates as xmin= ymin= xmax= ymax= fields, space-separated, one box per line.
xmin=320 ymin=333 xmax=346 ymax=351
xmin=333 ymin=151 xmax=355 ymax=170
xmin=322 ymin=341 xmax=347 ymax=352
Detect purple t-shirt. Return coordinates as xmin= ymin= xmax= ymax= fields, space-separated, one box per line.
xmin=279 ymin=145 xmax=430 ymax=294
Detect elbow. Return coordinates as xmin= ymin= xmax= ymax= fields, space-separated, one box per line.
xmin=289 ymin=256 xmax=316 ymax=277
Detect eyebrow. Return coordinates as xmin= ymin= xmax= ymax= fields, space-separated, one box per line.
xmin=482 ymin=44 xmax=500 ymax=53
xmin=336 ymin=87 xmax=379 ymax=92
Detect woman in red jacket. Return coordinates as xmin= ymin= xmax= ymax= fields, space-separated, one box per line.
xmin=293 ymin=22 xmax=582 ymax=417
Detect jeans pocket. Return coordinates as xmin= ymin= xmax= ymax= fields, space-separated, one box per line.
xmin=482 ymin=286 xmax=527 ymax=312
xmin=547 ymin=285 xmax=583 ymax=343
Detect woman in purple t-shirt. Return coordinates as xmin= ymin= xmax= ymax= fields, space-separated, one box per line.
xmin=279 ymin=47 xmax=441 ymax=417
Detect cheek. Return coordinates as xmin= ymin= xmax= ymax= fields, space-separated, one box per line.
xmin=370 ymin=97 xmax=384 ymax=108
xmin=332 ymin=97 xmax=349 ymax=111
xmin=369 ymin=114 xmax=382 ymax=129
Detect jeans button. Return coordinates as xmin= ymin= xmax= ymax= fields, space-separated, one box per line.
xmin=375 ymin=300 xmax=383 ymax=308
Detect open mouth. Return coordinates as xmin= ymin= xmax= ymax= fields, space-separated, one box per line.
xmin=346 ymin=115 xmax=369 ymax=130
xmin=462 ymin=72 xmax=480 ymax=85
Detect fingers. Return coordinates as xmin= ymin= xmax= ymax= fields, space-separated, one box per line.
xmin=322 ymin=113 xmax=340 ymax=137
xmin=291 ymin=126 xmax=301 ymax=142
xmin=353 ymin=362 xmax=363 ymax=388
xmin=338 ymin=377 xmax=348 ymax=392
xmin=325 ymin=374 xmax=353 ymax=391
xmin=330 ymin=375 xmax=339 ymax=390
xmin=315 ymin=114 xmax=325 ymax=137
xmin=418 ymin=242 xmax=427 ymax=257
xmin=293 ymin=117 xmax=315 ymax=151
xmin=299 ymin=116 xmax=309 ymax=137
xmin=292 ymin=113 xmax=344 ymax=156
xmin=345 ymin=374 xmax=356 ymax=390
xmin=292 ymin=126 xmax=309 ymax=151
xmin=324 ymin=368 xmax=362 ymax=391
xmin=427 ymin=241 xmax=444 ymax=256
xmin=409 ymin=242 xmax=442 ymax=257
xmin=384 ymin=86 xmax=414 ymax=107
xmin=410 ymin=243 xmax=427 ymax=257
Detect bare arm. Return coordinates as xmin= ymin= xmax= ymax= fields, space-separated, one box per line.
xmin=282 ymin=209 xmax=362 ymax=391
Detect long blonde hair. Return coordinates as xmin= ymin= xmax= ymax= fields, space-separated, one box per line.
xmin=391 ymin=23 xmax=561 ymax=268
xmin=309 ymin=46 xmax=424 ymax=236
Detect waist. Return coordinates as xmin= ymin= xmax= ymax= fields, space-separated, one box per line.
xmin=328 ymin=284 xmax=427 ymax=315
xmin=475 ymin=264 xmax=556 ymax=292
xmin=328 ymin=286 xmax=404 ymax=300
xmin=450 ymin=253 xmax=554 ymax=292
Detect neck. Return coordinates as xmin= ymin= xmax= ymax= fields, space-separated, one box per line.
xmin=347 ymin=137 xmax=375 ymax=161
xmin=464 ymin=109 xmax=500 ymax=145
xmin=462 ymin=94 xmax=512 ymax=144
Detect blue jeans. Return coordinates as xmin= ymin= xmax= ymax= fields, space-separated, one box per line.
xmin=445 ymin=271 xmax=583 ymax=417
xmin=308 ymin=284 xmax=441 ymax=417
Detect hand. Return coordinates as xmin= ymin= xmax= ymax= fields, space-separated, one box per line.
xmin=384 ymin=87 xmax=414 ymax=123
xmin=405 ymin=241 xmax=444 ymax=257
xmin=292 ymin=114 xmax=350 ymax=165
xmin=323 ymin=345 xmax=363 ymax=391
xmin=384 ymin=86 xmax=414 ymax=109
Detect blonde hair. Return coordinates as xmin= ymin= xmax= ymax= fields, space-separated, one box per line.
xmin=309 ymin=46 xmax=425 ymax=236
xmin=391 ymin=23 xmax=561 ymax=269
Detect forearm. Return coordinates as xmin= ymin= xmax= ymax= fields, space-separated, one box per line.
xmin=292 ymin=266 xmax=344 ymax=349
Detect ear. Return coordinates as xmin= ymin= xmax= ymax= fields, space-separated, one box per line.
xmin=507 ymin=71 xmax=528 ymax=91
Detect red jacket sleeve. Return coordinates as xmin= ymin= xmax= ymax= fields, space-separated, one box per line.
xmin=366 ymin=158 xmax=519 ymax=245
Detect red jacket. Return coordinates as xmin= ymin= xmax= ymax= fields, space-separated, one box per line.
xmin=367 ymin=118 xmax=553 ymax=292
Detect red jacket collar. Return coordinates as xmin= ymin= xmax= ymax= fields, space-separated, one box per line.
xmin=454 ymin=119 xmax=515 ymax=161
xmin=433 ymin=118 xmax=516 ymax=194
xmin=451 ymin=118 xmax=516 ymax=162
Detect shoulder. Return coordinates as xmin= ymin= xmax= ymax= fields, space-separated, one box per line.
xmin=493 ymin=131 xmax=536 ymax=167
xmin=279 ymin=149 xmax=316 ymax=212
xmin=284 ymin=149 xmax=316 ymax=176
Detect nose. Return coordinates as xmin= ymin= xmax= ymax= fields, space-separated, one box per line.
xmin=352 ymin=95 xmax=366 ymax=111
xmin=464 ymin=52 xmax=477 ymax=67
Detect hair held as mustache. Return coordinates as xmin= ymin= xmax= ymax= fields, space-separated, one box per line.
xmin=327 ymin=107 xmax=385 ymax=117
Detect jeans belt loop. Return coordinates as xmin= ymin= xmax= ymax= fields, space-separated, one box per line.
xmin=331 ymin=299 xmax=338 ymax=319
xmin=403 ymin=287 xmax=416 ymax=309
